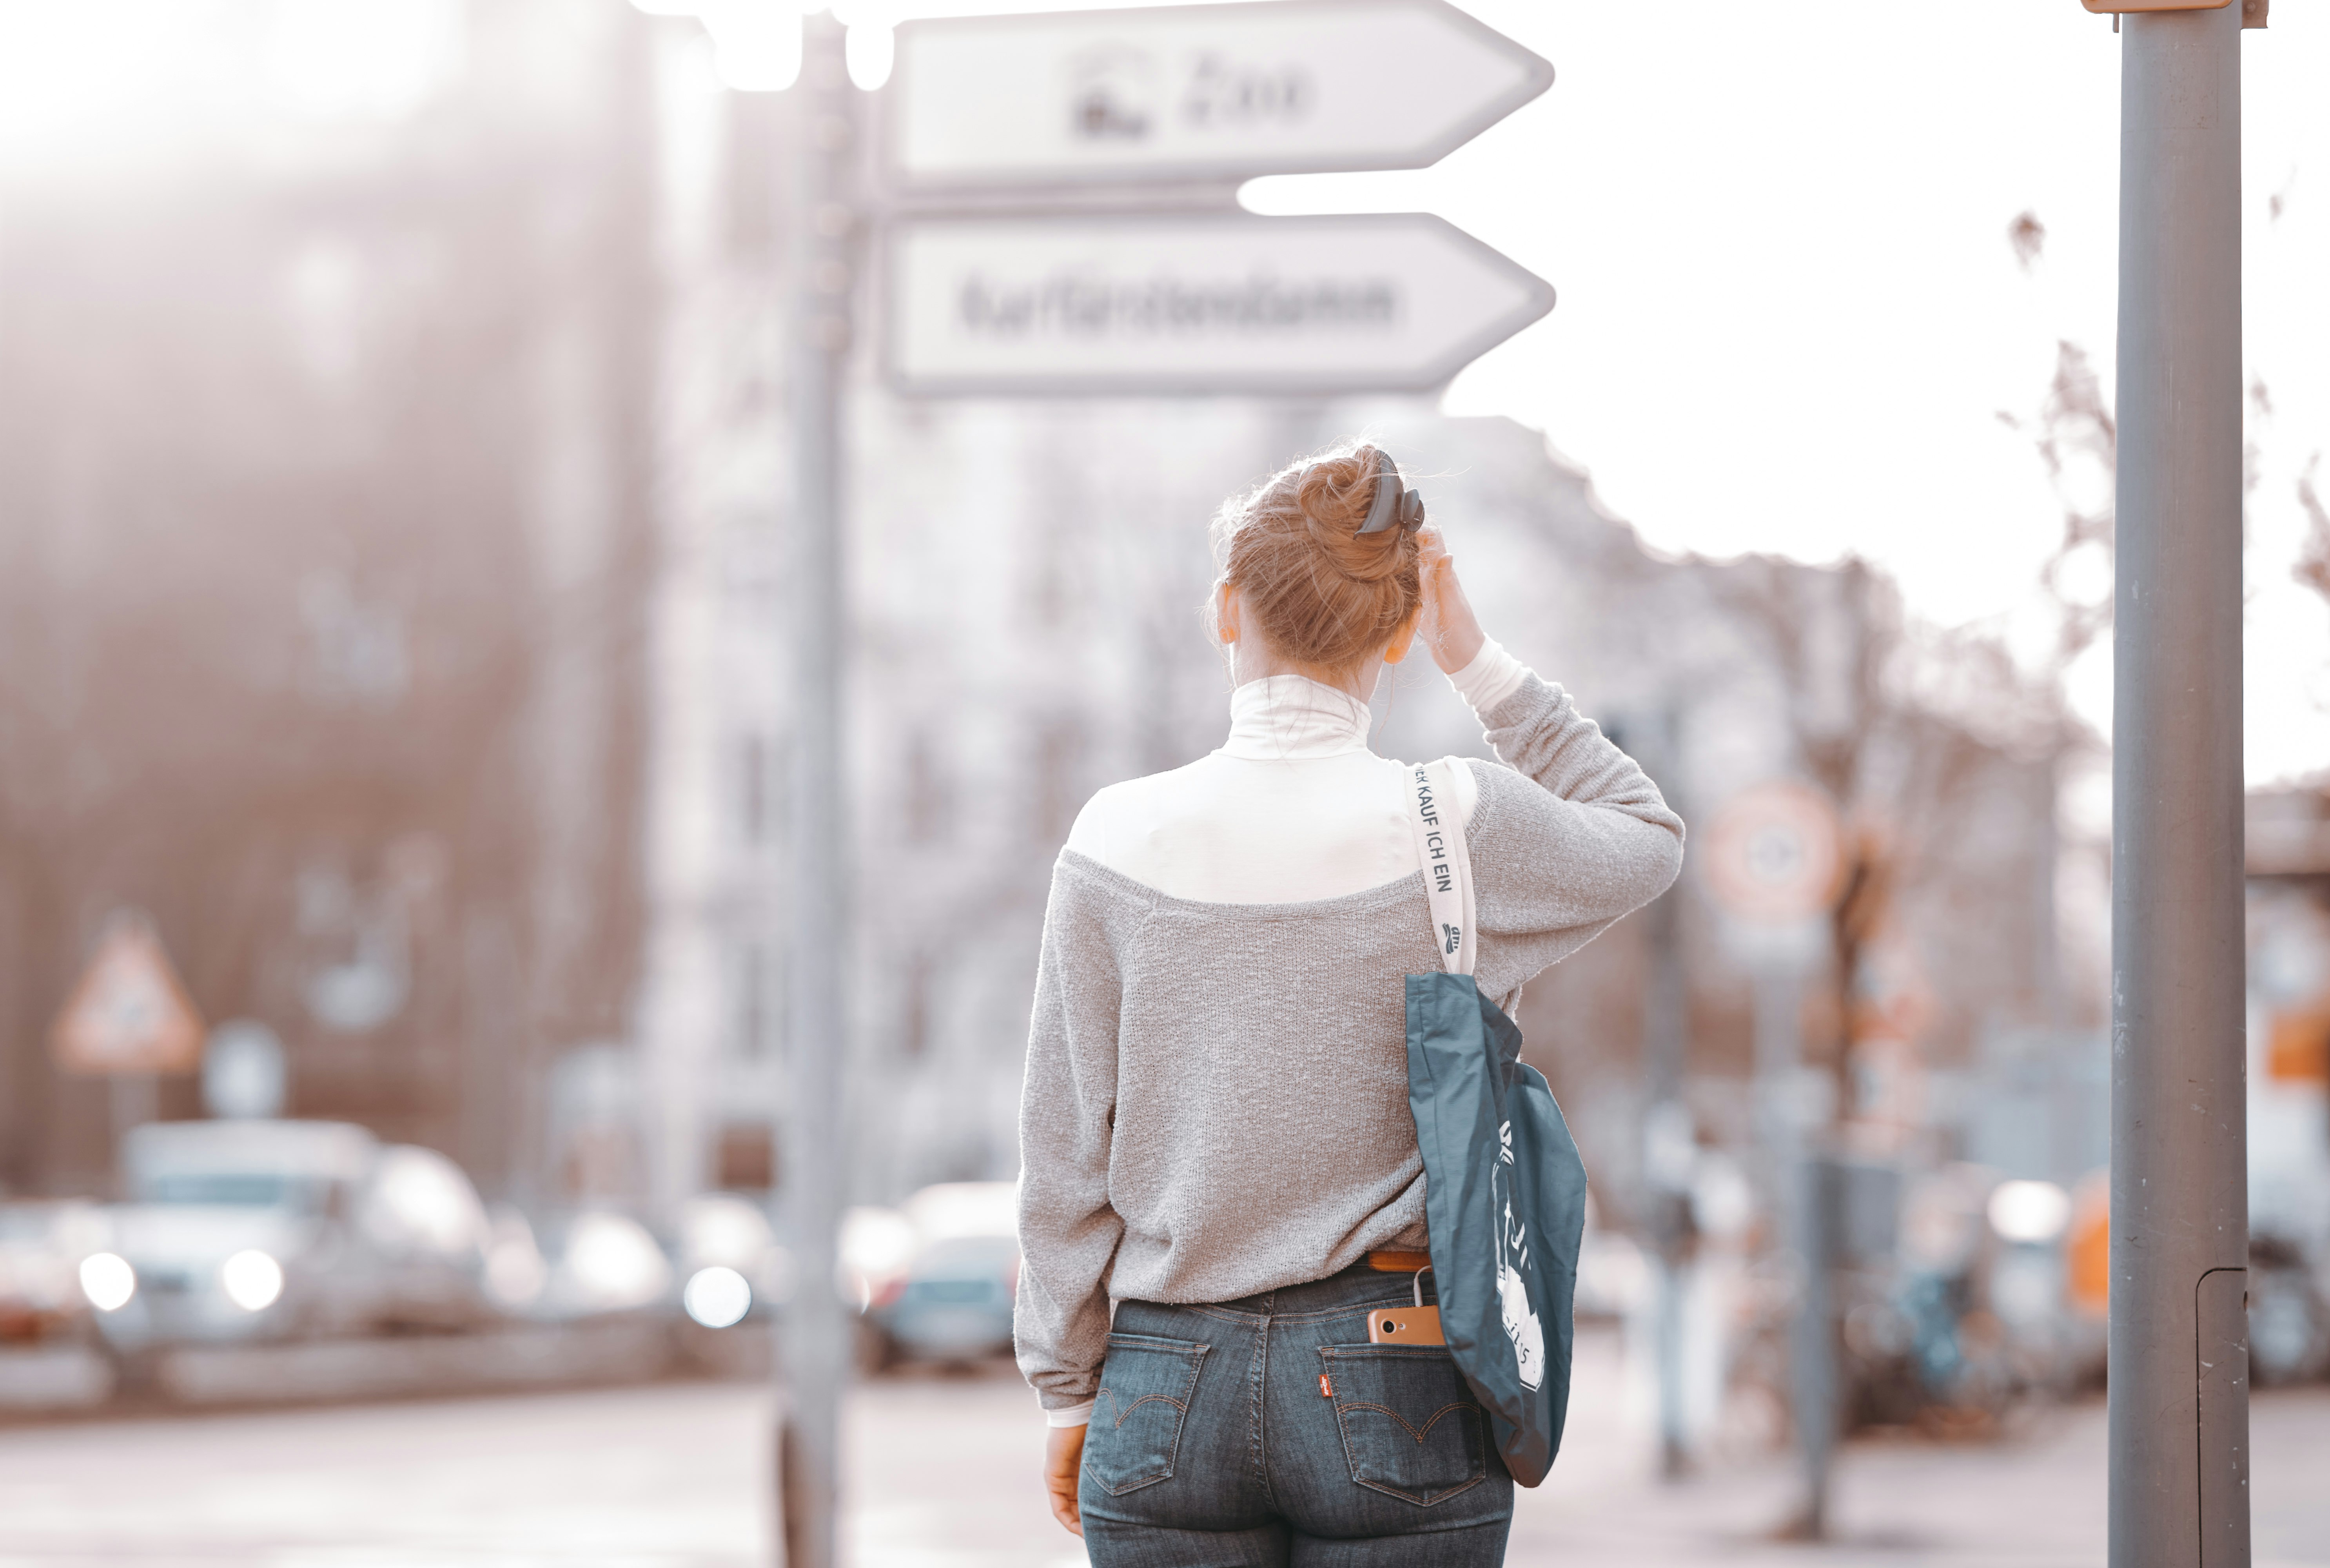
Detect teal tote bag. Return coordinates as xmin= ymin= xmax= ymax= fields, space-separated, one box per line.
xmin=1401 ymin=760 xmax=1590 ymax=1488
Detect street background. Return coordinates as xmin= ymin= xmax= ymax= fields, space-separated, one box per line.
xmin=1 ymin=0 xmax=2327 ymax=1563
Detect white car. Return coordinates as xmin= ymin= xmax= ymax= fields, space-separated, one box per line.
xmin=89 ymin=1120 xmax=494 ymax=1347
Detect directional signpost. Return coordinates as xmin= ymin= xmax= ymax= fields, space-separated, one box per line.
xmin=886 ymin=0 xmax=1554 ymax=189
xmin=737 ymin=5 xmax=1556 ymax=1563
xmin=880 ymin=0 xmax=1555 ymax=401
xmin=887 ymin=212 xmax=1553 ymax=396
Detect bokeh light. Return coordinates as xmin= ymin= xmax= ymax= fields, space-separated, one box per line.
xmin=221 ymin=1249 xmax=286 ymax=1312
xmin=683 ymin=1265 xmax=753 ymax=1328
xmin=78 ymin=1252 xmax=136 ymax=1312
xmin=1988 ymin=1180 xmax=2074 ymax=1245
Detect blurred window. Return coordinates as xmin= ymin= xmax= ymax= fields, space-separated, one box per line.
xmin=912 ymin=1235 xmax=1018 ymax=1279
xmin=733 ymin=939 xmax=778 ymax=1060
xmin=1034 ymin=717 xmax=1085 ymax=844
xmin=737 ymin=733 xmax=782 ymax=848
xmin=725 ymin=93 xmax=786 ymax=263
xmin=903 ymin=731 xmax=951 ymax=844
xmin=909 ymin=1278 xmax=998 ymax=1303
xmin=900 ymin=951 xmax=933 ymax=1060
xmin=140 ymin=1174 xmax=323 ymax=1211
xmin=0 ymin=1207 xmax=67 ymax=1240
xmin=716 ymin=1124 xmax=776 ymax=1192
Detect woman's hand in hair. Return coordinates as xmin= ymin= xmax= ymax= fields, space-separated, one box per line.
xmin=1417 ymin=530 xmax=1487 ymax=674
xmin=1043 ymin=1423 xmax=1086 ymax=1536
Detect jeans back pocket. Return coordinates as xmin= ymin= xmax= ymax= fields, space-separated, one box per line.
xmin=1319 ymin=1344 xmax=1488 ymax=1506
xmin=1086 ymin=1332 xmax=1209 ymax=1496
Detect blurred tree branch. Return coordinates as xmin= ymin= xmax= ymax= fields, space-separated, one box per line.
xmin=2294 ymin=455 xmax=2330 ymax=605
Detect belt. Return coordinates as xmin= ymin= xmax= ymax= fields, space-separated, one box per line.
xmin=1365 ymin=1249 xmax=1433 ymax=1273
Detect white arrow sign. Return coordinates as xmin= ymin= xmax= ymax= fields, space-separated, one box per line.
xmin=885 ymin=0 xmax=1552 ymax=191
xmin=884 ymin=212 xmax=1553 ymax=396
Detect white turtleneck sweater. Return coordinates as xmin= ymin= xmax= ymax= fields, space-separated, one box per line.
xmin=1016 ymin=643 xmax=1682 ymax=1427
xmin=1064 ymin=642 xmax=1527 ymax=904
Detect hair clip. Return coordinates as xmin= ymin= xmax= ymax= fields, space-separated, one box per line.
xmin=1356 ymin=450 xmax=1425 ymax=535
xmin=1302 ymin=451 xmax=1425 ymax=535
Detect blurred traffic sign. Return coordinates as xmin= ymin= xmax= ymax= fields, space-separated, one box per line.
xmin=51 ymin=911 xmax=205 ymax=1076
xmin=886 ymin=212 xmax=1553 ymax=396
xmin=203 ymin=1020 xmax=289 ymax=1118
xmin=886 ymin=0 xmax=1553 ymax=192
xmin=1702 ymin=782 xmax=1844 ymax=927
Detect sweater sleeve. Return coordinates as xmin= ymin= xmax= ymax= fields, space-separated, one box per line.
xmin=1012 ymin=859 xmax=1128 ymax=1421
xmin=1464 ymin=673 xmax=1686 ymax=1000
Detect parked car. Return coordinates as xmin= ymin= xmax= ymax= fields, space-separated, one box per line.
xmin=474 ymin=1196 xmax=781 ymax=1330
xmin=529 ymin=1208 xmax=675 ymax=1322
xmin=863 ymin=1182 xmax=1019 ymax=1366
xmin=0 ymin=1200 xmax=111 ymax=1345
xmin=840 ymin=1205 xmax=916 ymax=1312
xmin=91 ymin=1120 xmax=495 ymax=1348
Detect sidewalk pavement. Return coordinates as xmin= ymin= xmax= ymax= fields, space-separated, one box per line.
xmin=0 ymin=1330 xmax=2320 ymax=1566
xmin=851 ymin=1335 xmax=2330 ymax=1568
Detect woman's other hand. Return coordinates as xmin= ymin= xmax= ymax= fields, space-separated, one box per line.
xmin=1043 ymin=1423 xmax=1086 ymax=1536
xmin=1418 ymin=529 xmax=1487 ymax=674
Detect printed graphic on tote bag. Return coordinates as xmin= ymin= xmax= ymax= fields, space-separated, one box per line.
xmin=1491 ymin=1120 xmax=1545 ymax=1390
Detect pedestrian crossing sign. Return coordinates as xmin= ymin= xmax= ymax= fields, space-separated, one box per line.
xmin=50 ymin=911 xmax=205 ymax=1076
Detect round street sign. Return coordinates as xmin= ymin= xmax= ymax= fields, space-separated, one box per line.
xmin=1702 ymin=781 xmax=1845 ymax=926
xmin=203 ymin=1020 xmax=289 ymax=1120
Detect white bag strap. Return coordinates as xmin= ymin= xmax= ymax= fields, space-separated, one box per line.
xmin=1405 ymin=760 xmax=1477 ymax=977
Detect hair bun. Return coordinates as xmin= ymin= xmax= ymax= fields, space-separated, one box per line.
xmin=1210 ymin=442 xmax=1426 ymax=673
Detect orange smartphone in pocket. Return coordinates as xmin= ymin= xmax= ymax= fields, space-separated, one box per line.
xmin=1366 ymin=1305 xmax=1445 ymax=1345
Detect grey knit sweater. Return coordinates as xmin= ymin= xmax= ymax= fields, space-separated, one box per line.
xmin=1012 ymin=674 xmax=1685 ymax=1414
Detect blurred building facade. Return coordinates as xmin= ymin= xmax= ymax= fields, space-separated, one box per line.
xmin=0 ymin=2 xmax=661 ymax=1201
xmin=0 ymin=2 xmax=2112 ymax=1241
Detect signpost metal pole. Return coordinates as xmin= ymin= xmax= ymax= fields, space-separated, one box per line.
xmin=778 ymin=15 xmax=855 ymax=1568
xmin=1634 ymin=713 xmax=1692 ymax=1480
xmin=1705 ymin=782 xmax=1844 ymax=1538
xmin=2107 ymin=7 xmax=2250 ymax=1568
xmin=1755 ymin=968 xmax=1831 ymax=1539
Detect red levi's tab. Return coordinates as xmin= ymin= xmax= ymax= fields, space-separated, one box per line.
xmin=1319 ymin=1373 xmax=1334 ymax=1399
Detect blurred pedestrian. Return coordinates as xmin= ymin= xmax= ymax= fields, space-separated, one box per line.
xmin=1014 ymin=442 xmax=1683 ymax=1564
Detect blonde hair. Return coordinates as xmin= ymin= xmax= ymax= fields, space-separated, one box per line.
xmin=1207 ymin=442 xmax=1425 ymax=679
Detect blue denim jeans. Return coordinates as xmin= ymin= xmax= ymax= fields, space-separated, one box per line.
xmin=1079 ymin=1263 xmax=1514 ymax=1566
